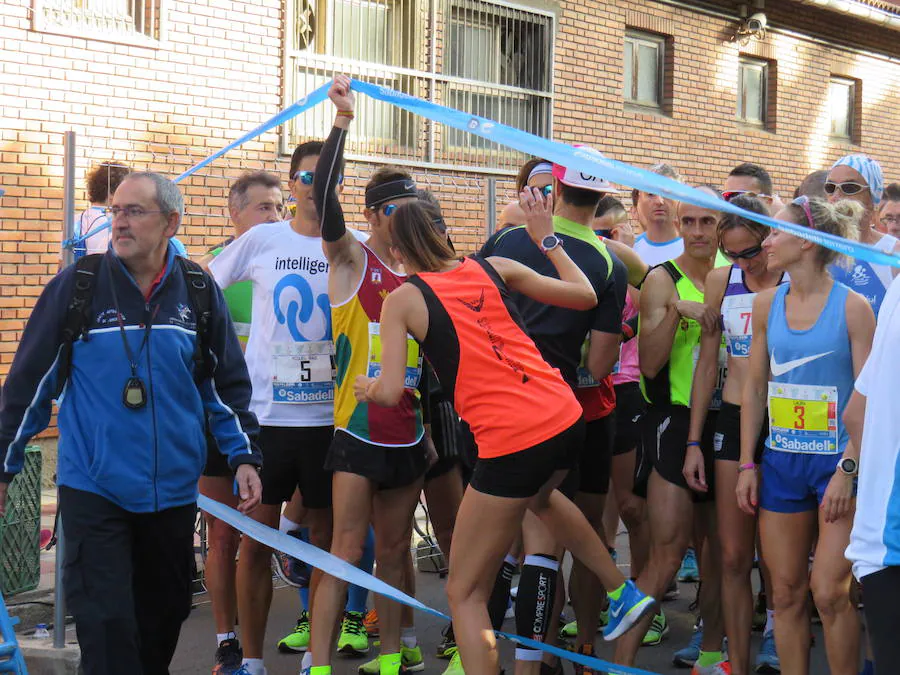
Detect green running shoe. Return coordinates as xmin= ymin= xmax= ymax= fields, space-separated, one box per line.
xmin=442 ymin=647 xmax=465 ymax=675
xmin=357 ymin=646 xmax=425 ymax=674
xmin=641 ymin=611 xmax=669 ymax=646
xmin=277 ymin=611 xmax=310 ymax=653
xmin=338 ymin=611 xmax=370 ymax=656
xmin=558 ymin=611 xmax=608 ymax=641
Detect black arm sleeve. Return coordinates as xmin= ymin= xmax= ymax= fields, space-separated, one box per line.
xmin=313 ymin=124 xmax=348 ymax=243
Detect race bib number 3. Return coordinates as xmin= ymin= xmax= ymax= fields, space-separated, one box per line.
xmin=272 ymin=341 xmax=335 ymax=404
xmin=767 ymin=383 xmax=839 ymax=454
xmin=722 ymin=295 xmax=754 ymax=358
xmin=368 ymin=322 xmax=423 ymax=388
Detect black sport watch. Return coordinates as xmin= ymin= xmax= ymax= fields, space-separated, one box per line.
xmin=838 ymin=457 xmax=858 ymax=477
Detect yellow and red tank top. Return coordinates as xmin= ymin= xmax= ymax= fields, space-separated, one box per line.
xmin=408 ymin=256 xmax=582 ymax=459
xmin=332 ymin=244 xmax=424 ymax=447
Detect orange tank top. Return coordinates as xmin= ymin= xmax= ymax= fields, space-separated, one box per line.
xmin=408 ymin=257 xmax=582 ymax=459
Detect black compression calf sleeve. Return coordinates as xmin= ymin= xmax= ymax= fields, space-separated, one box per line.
xmin=487 ymin=556 xmax=518 ymax=630
xmin=514 ymin=554 xmax=559 ymax=661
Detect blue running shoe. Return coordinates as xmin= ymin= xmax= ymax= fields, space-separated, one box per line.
xmin=678 ymin=548 xmax=700 ymax=583
xmin=754 ymin=630 xmax=780 ymax=673
xmin=673 ymin=628 xmax=703 ymax=668
xmin=602 ymin=580 xmax=655 ymax=641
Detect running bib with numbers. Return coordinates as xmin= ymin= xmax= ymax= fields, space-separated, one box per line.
xmin=367 ymin=322 xmax=423 ymax=388
xmin=722 ymin=295 xmax=754 ymax=358
xmin=693 ymin=344 xmax=727 ymax=410
xmin=767 ymin=383 xmax=839 ymax=454
xmin=272 ymin=341 xmax=335 ymax=404
xmin=576 ymin=336 xmax=621 ymax=388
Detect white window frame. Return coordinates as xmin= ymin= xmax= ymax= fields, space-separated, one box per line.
xmin=283 ymin=0 xmax=555 ymax=173
xmin=737 ymin=57 xmax=768 ymax=127
xmin=828 ymin=76 xmax=856 ymax=141
xmin=624 ymin=30 xmax=665 ymax=109
xmin=32 ymin=0 xmax=167 ymax=47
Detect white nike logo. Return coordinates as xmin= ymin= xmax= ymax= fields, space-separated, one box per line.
xmin=770 ymin=350 xmax=834 ymax=377
xmin=610 ymin=604 xmax=624 ymax=618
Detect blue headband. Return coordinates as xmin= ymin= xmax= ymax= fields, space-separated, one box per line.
xmin=832 ymin=154 xmax=884 ymax=205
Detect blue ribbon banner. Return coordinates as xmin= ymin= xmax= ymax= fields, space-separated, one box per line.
xmin=198 ymin=495 xmax=660 ymax=675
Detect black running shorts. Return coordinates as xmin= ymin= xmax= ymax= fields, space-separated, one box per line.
xmin=326 ymin=430 xmax=429 ymax=490
xmin=259 ymin=425 xmax=334 ymax=508
xmin=641 ymin=405 xmax=717 ymax=502
xmin=470 ymin=420 xmax=585 ymax=499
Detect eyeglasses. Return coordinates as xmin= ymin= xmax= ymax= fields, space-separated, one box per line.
xmin=724 ymin=244 xmax=763 ymax=260
xmin=824 ymin=181 xmax=868 ymax=196
xmin=881 ymin=215 xmax=900 ymax=226
xmin=106 ymin=206 xmax=164 ymax=220
xmin=382 ymin=204 xmax=398 ymax=216
xmin=792 ymin=195 xmax=815 ymax=229
xmin=293 ymin=171 xmax=344 ymax=185
xmin=722 ymin=190 xmax=773 ymax=202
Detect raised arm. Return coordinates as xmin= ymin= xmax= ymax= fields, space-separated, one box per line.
xmin=486 ymin=188 xmax=597 ymax=310
xmin=314 ymin=75 xmax=363 ymax=268
xmin=604 ymin=237 xmax=649 ymax=288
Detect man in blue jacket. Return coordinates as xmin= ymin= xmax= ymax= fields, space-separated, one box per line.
xmin=0 ymin=172 xmax=263 ymax=675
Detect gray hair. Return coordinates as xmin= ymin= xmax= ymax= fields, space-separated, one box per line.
xmin=125 ymin=171 xmax=185 ymax=220
xmin=228 ymin=170 xmax=282 ymax=212
xmin=649 ymin=162 xmax=682 ymax=183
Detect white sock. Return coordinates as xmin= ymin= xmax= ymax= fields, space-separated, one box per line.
xmin=400 ymin=626 xmax=417 ymax=648
xmin=280 ymin=516 xmax=301 ymax=533
xmin=765 ymin=609 xmax=775 ymax=634
xmin=241 ymin=658 xmax=265 ymax=675
xmin=216 ymin=631 xmax=236 ymax=645
xmin=301 ymin=651 xmax=313 ymax=672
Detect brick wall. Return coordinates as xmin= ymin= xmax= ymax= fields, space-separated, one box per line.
xmin=3 ymin=0 xmax=900 ymax=399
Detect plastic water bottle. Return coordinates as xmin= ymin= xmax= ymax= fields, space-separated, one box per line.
xmin=33 ymin=624 xmax=50 ymax=639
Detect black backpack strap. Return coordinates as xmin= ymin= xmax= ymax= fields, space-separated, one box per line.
xmin=55 ymin=254 xmax=103 ymax=398
xmin=177 ymin=257 xmax=215 ymax=383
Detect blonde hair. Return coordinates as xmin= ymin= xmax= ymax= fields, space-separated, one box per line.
xmin=788 ymin=197 xmax=862 ymax=268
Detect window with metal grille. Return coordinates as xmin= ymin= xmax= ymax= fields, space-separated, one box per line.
xmin=828 ymin=77 xmax=857 ymax=141
xmin=285 ymin=0 xmax=555 ymax=172
xmin=737 ymin=57 xmax=768 ymax=126
xmin=33 ymin=0 xmax=165 ymax=44
xmin=623 ymin=31 xmax=664 ymax=109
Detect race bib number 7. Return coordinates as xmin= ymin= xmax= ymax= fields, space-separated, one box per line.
xmin=722 ymin=295 xmax=754 ymax=358
xmin=767 ymin=383 xmax=839 ymax=454
xmin=368 ymin=322 xmax=423 ymax=388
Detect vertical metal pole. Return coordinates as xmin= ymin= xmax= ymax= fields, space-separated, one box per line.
xmin=486 ymin=177 xmax=497 ymax=238
xmin=61 ymin=131 xmax=76 ymax=269
xmin=52 ymin=516 xmax=65 ymax=648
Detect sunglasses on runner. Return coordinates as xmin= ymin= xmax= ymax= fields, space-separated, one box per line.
xmin=381 ymin=203 xmax=398 ymax=216
xmin=792 ymin=195 xmax=816 ymax=229
xmin=722 ymin=190 xmax=772 ymax=202
xmin=824 ymin=181 xmax=868 ymax=196
xmin=724 ymin=244 xmax=764 ymax=260
xmin=539 ymin=185 xmax=552 ymax=197
xmin=293 ymin=170 xmax=344 ymax=185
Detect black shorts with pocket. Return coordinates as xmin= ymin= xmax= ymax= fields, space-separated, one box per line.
xmin=259 ymin=425 xmax=334 ymax=508
xmin=642 ymin=405 xmax=717 ymax=502
xmin=326 ymin=430 xmax=429 ymax=490
xmin=713 ymin=401 xmax=766 ymax=463
xmin=470 ymin=420 xmax=585 ymax=499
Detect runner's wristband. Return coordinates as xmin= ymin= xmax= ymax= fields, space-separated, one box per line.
xmin=686 ymin=441 xmax=701 ymax=448
xmin=738 ymin=462 xmax=758 ymax=473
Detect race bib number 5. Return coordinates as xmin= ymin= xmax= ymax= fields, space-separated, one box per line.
xmin=368 ymin=322 xmax=423 ymax=388
xmin=272 ymin=341 xmax=335 ymax=404
xmin=767 ymin=383 xmax=839 ymax=454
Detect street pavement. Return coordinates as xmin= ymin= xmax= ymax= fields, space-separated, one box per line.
xmin=171 ymin=528 xmax=831 ymax=675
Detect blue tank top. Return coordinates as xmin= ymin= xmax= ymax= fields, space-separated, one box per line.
xmin=766 ymin=281 xmax=853 ymax=455
xmin=830 ymin=234 xmax=897 ymax=318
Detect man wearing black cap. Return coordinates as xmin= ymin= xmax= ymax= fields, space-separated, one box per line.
xmin=308 ymin=74 xmax=431 ymax=675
